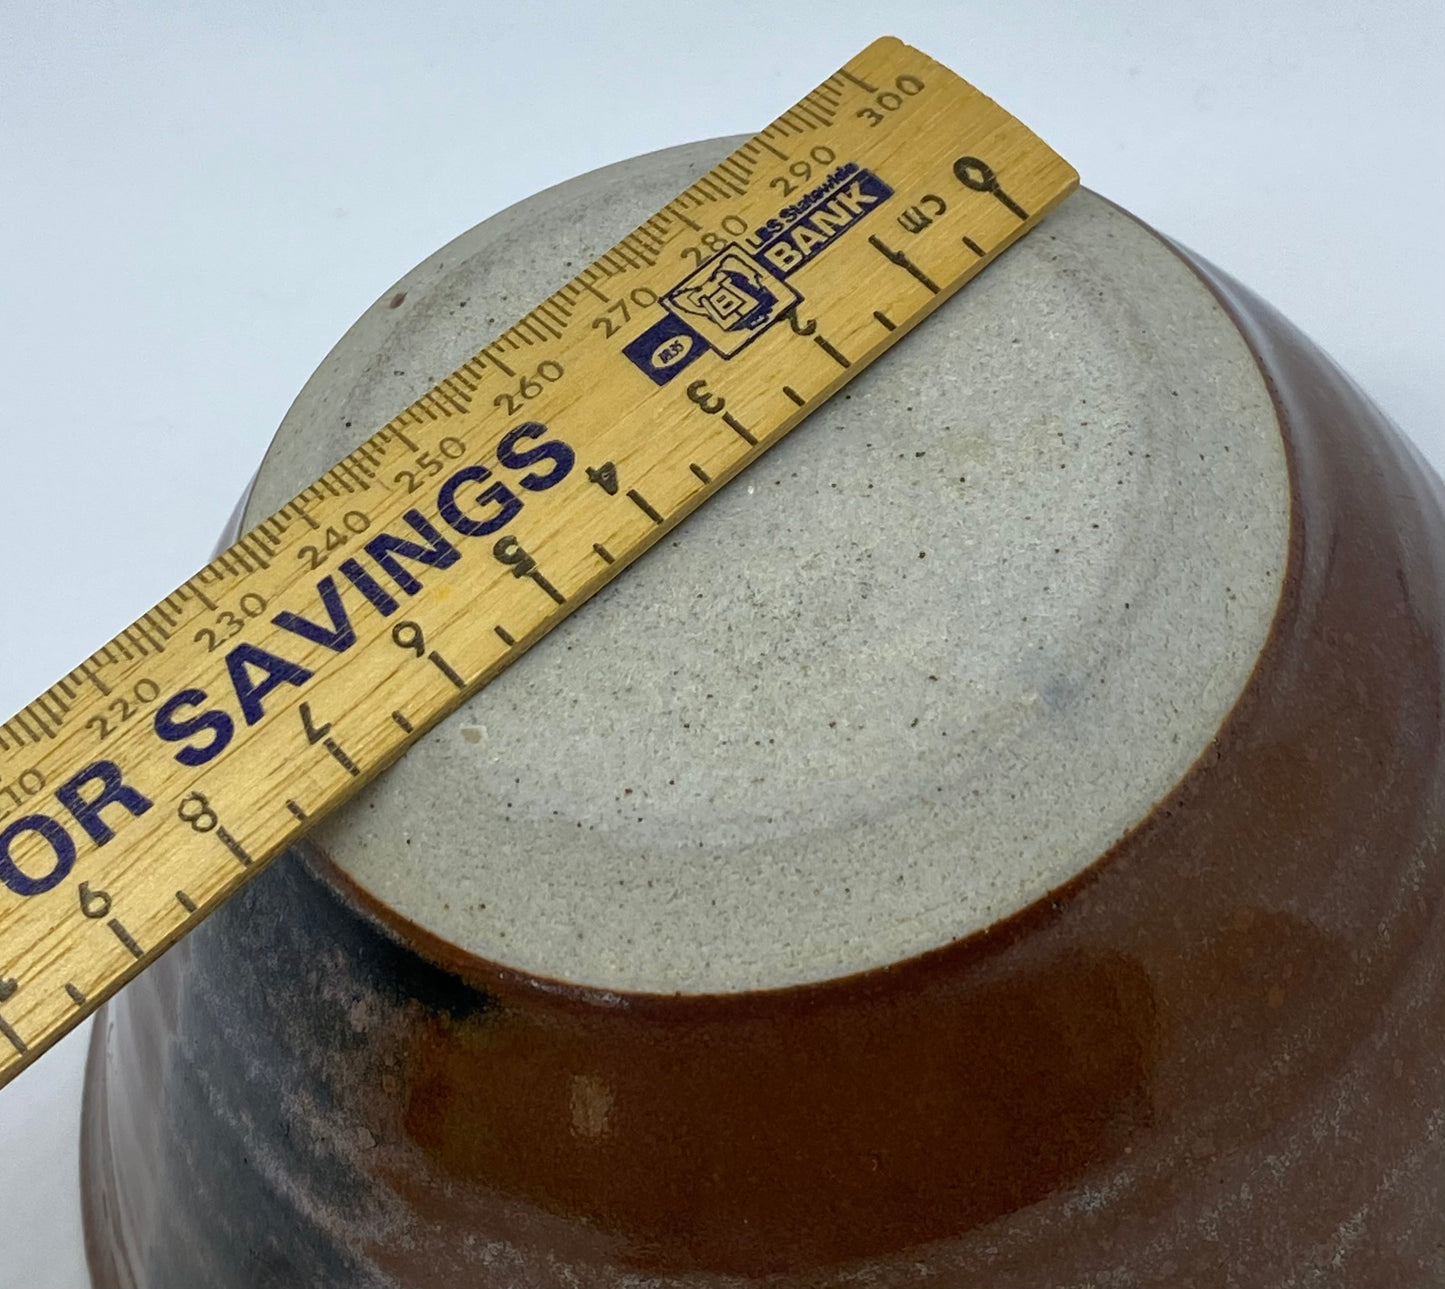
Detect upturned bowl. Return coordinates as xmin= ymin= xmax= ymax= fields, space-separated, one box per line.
xmin=81 ymin=138 xmax=1443 ymax=1286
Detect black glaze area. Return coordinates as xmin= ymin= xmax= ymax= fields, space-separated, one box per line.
xmin=88 ymin=847 xmax=495 ymax=1289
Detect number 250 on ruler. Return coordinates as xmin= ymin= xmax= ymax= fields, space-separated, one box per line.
xmin=0 ymin=37 xmax=1077 ymax=1083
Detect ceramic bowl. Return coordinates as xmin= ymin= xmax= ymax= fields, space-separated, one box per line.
xmin=80 ymin=138 xmax=1444 ymax=1287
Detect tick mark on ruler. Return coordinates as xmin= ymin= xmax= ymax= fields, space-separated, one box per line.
xmin=324 ymin=740 xmax=361 ymax=777
xmin=873 ymin=310 xmax=896 ymax=330
xmin=593 ymin=542 xmax=615 ymax=564
xmin=689 ymin=377 xmax=755 ymax=444
xmin=65 ymin=983 xmax=87 ymax=1007
xmin=839 ymin=66 xmax=879 ymax=93
xmin=493 ymin=536 xmax=566 ymax=605
xmin=285 ymin=799 xmax=308 ymax=822
xmin=813 ymin=335 xmax=852 ymax=369
xmin=216 ymin=828 xmax=252 ymax=867
xmin=175 ymin=890 xmax=198 ymax=914
xmin=391 ymin=710 xmax=415 ymax=734
xmin=494 ymin=626 xmax=516 ymax=648
xmin=108 ymin=918 xmax=144 ymax=959
xmin=429 ymin=651 xmax=467 ymax=689
xmin=962 ymin=236 xmax=985 ymax=257
xmin=537 ymin=576 xmax=567 ymax=605
xmin=690 ymin=463 xmax=712 ymax=485
xmin=0 ymin=1016 xmax=27 ymax=1055
xmin=783 ymin=386 xmax=806 ymax=407
xmin=485 ymin=349 xmax=517 ymax=378
xmin=627 ymin=490 xmax=664 ymax=524
xmin=723 ymin=413 xmax=757 ymax=445
xmin=867 ymin=235 xmax=940 ymax=294
xmin=300 ymin=703 xmax=360 ymax=773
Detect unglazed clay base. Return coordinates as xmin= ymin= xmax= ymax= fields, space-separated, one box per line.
xmin=241 ymin=138 xmax=1289 ymax=993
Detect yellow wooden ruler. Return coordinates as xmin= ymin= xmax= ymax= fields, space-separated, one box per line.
xmin=0 ymin=37 xmax=1076 ymax=1084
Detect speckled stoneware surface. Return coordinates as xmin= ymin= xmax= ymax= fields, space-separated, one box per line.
xmin=242 ymin=141 xmax=1289 ymax=995
xmin=81 ymin=139 xmax=1443 ymax=1286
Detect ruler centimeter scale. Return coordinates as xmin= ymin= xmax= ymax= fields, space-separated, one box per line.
xmin=0 ymin=37 xmax=1076 ymax=1085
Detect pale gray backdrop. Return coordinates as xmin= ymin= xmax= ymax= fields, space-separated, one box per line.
xmin=1 ymin=1 xmax=1441 ymax=1284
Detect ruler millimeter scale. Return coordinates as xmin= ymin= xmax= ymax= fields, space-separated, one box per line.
xmin=0 ymin=37 xmax=1076 ymax=1085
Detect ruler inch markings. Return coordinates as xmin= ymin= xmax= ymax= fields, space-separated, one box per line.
xmin=667 ymin=203 xmax=702 ymax=232
xmin=215 ymin=827 xmax=253 ymax=867
xmin=323 ymin=739 xmax=361 ymax=777
xmin=0 ymin=36 xmax=1077 ymax=1088
xmin=33 ymin=694 xmax=65 ymax=727
xmin=0 ymin=1016 xmax=26 ymax=1055
xmin=107 ymin=918 xmax=144 ymax=959
xmin=627 ymin=489 xmax=665 ymax=525
xmin=868 ymin=234 xmax=941 ymax=294
xmin=186 ymin=579 xmax=218 ymax=612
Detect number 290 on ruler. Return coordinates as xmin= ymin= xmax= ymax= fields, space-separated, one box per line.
xmin=0 ymin=37 xmax=1078 ymax=1084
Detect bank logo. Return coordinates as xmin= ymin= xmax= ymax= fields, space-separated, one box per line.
xmin=754 ymin=168 xmax=894 ymax=276
xmin=622 ymin=163 xmax=892 ymax=385
xmin=662 ymin=248 xmax=800 ymax=358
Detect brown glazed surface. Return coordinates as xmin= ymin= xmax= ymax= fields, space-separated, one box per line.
xmin=81 ymin=231 xmax=1444 ymax=1285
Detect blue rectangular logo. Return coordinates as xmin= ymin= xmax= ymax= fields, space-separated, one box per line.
xmin=621 ymin=312 xmax=708 ymax=386
xmin=623 ymin=164 xmax=893 ymax=385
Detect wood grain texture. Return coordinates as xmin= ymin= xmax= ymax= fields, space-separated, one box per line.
xmin=0 ymin=36 xmax=1077 ymax=1085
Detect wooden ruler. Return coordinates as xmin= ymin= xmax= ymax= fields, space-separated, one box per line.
xmin=0 ymin=37 xmax=1076 ymax=1085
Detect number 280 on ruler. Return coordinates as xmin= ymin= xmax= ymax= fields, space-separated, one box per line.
xmin=0 ymin=37 xmax=1077 ymax=1083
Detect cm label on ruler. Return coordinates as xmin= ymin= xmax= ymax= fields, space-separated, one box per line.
xmin=0 ymin=37 xmax=1077 ymax=1077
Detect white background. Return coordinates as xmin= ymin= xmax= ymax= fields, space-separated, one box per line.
xmin=1 ymin=3 xmax=1441 ymax=1284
